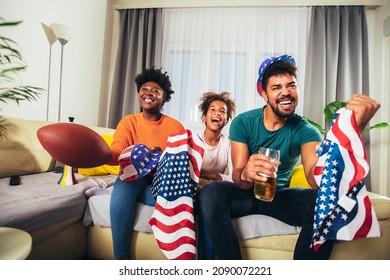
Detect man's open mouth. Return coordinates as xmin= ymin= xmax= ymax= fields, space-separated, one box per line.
xmin=277 ymin=97 xmax=294 ymax=105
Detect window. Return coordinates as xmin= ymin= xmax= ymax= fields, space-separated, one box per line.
xmin=162 ymin=7 xmax=311 ymax=131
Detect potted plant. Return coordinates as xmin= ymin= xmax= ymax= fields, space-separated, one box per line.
xmin=0 ymin=18 xmax=45 ymax=136
xmin=304 ymin=100 xmax=390 ymax=134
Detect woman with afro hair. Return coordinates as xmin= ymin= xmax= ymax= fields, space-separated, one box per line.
xmin=108 ymin=67 xmax=184 ymax=260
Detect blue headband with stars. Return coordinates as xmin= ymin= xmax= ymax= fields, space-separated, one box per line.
xmin=256 ymin=54 xmax=296 ymax=97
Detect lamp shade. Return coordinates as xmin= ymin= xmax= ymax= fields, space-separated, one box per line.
xmin=51 ymin=23 xmax=76 ymax=45
xmin=41 ymin=23 xmax=57 ymax=45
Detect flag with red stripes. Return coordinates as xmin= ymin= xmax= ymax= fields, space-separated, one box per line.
xmin=312 ymin=108 xmax=381 ymax=251
xmin=150 ymin=129 xmax=204 ymax=259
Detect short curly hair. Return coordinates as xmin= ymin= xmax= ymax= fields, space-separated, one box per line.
xmin=198 ymin=91 xmax=236 ymax=123
xmin=261 ymin=61 xmax=297 ymax=92
xmin=135 ymin=67 xmax=174 ymax=103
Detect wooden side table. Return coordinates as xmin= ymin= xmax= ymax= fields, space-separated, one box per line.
xmin=0 ymin=227 xmax=32 ymax=260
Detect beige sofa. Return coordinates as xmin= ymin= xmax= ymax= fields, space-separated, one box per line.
xmin=1 ymin=116 xmax=389 ymax=260
xmin=86 ymin=191 xmax=390 ymax=260
xmin=0 ymin=117 xmax=115 ymax=259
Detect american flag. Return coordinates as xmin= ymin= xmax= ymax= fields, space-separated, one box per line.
xmin=312 ymin=108 xmax=381 ymax=251
xmin=149 ymin=129 xmax=204 ymax=260
xmin=118 ymin=144 xmax=161 ymax=182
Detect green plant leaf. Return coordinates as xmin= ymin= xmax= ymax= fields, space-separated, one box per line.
xmin=0 ymin=116 xmax=8 ymax=137
xmin=362 ymin=122 xmax=390 ymax=134
xmin=0 ymin=18 xmax=45 ymax=137
xmin=0 ymin=86 xmax=44 ymax=105
xmin=305 ymin=100 xmax=389 ymax=135
xmin=0 ymin=18 xmax=23 ymax=27
xmin=0 ymin=65 xmax=28 ymax=77
xmin=324 ymin=100 xmax=347 ymax=123
xmin=303 ymin=117 xmax=326 ymax=135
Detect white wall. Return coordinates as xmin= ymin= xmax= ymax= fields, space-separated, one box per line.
xmin=1 ymin=0 xmax=106 ymax=126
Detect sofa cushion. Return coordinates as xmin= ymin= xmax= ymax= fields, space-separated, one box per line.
xmin=78 ymin=134 xmax=120 ymax=176
xmin=83 ymin=195 xmax=302 ymax=239
xmin=367 ymin=192 xmax=390 ymax=220
xmin=289 ymin=164 xmax=310 ymax=188
xmin=288 ymin=165 xmax=390 ymax=220
xmin=0 ymin=172 xmax=116 ymax=232
xmin=0 ymin=117 xmax=55 ymax=177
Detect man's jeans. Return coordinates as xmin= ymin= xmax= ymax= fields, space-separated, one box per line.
xmin=198 ymin=181 xmax=334 ymax=260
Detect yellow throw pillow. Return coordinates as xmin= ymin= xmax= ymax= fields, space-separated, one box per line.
xmin=78 ymin=134 xmax=119 ymax=176
xmin=289 ymin=164 xmax=311 ymax=188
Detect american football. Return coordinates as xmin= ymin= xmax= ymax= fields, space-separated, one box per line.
xmin=37 ymin=122 xmax=112 ymax=168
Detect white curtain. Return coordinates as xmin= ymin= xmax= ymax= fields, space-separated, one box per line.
xmin=161 ymin=7 xmax=311 ymax=131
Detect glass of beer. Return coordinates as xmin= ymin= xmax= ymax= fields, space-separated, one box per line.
xmin=254 ymin=147 xmax=280 ymax=202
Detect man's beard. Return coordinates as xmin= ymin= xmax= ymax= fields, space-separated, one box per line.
xmin=268 ymin=101 xmax=296 ymax=119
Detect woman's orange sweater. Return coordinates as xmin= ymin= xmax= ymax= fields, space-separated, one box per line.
xmin=108 ymin=113 xmax=184 ymax=165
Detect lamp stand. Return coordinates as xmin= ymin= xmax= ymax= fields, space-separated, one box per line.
xmin=46 ymin=45 xmax=52 ymax=121
xmin=58 ymin=44 xmax=65 ymax=122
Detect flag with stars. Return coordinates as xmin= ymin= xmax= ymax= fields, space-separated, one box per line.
xmin=149 ymin=129 xmax=204 ymax=260
xmin=118 ymin=144 xmax=161 ymax=182
xmin=312 ymin=108 xmax=381 ymax=251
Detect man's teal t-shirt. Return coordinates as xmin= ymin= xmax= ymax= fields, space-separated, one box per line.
xmin=229 ymin=107 xmax=323 ymax=188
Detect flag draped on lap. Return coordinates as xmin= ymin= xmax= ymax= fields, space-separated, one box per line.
xmin=312 ymin=108 xmax=381 ymax=251
xmin=150 ymin=129 xmax=204 ymax=260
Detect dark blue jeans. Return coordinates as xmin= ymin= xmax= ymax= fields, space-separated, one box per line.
xmin=109 ymin=176 xmax=156 ymax=260
xmin=198 ymin=181 xmax=334 ymax=260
